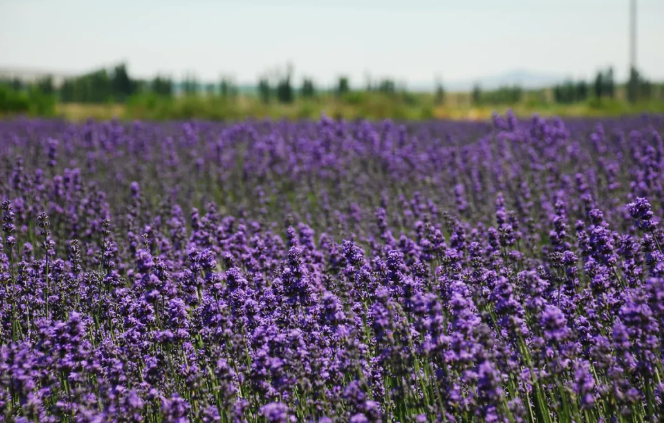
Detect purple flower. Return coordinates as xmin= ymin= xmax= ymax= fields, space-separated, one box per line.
xmin=259 ymin=402 xmax=293 ymax=423
xmin=161 ymin=394 xmax=190 ymax=423
xmin=627 ymin=197 xmax=656 ymax=231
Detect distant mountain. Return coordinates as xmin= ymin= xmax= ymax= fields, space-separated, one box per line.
xmin=410 ymin=69 xmax=566 ymax=92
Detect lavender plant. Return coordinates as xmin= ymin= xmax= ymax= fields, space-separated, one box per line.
xmin=0 ymin=113 xmax=663 ymax=422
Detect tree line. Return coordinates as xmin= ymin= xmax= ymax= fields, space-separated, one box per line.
xmin=550 ymin=67 xmax=656 ymax=104
xmin=2 ymin=62 xmax=664 ymax=116
xmin=2 ymin=63 xmax=422 ymax=106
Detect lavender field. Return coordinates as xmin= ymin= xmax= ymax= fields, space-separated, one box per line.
xmin=1 ymin=112 xmax=664 ymax=422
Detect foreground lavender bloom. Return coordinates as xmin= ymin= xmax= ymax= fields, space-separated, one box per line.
xmin=260 ymin=402 xmax=294 ymax=423
xmin=0 ymin=114 xmax=662 ymax=422
xmin=627 ymin=197 xmax=656 ymax=231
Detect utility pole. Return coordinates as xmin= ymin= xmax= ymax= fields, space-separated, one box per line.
xmin=627 ymin=0 xmax=638 ymax=102
xmin=630 ymin=0 xmax=636 ymax=72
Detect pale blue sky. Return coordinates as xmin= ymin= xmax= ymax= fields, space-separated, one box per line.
xmin=0 ymin=0 xmax=662 ymax=86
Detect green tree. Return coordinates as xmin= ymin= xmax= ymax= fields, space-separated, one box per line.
xmin=627 ymin=66 xmax=639 ymax=103
xmin=37 ymin=76 xmax=54 ymax=96
xmin=0 ymin=84 xmax=29 ymax=113
xmin=471 ymin=84 xmax=482 ymax=105
xmin=219 ymin=78 xmax=237 ymax=98
xmin=182 ymin=74 xmax=199 ymax=96
xmin=435 ymin=80 xmax=445 ymax=105
xmin=553 ymin=85 xmax=562 ymax=103
xmin=0 ymin=83 xmax=55 ymax=116
xmin=593 ymin=71 xmax=604 ymax=99
xmin=276 ymin=64 xmax=294 ymax=104
xmin=11 ymin=78 xmax=23 ymax=92
xmin=378 ymin=79 xmax=396 ymax=95
xmin=258 ymin=78 xmax=271 ymax=103
xmin=575 ymin=80 xmax=588 ymax=102
xmin=111 ymin=64 xmax=135 ymax=101
xmin=337 ymin=76 xmax=350 ymax=97
xmin=301 ymin=78 xmax=316 ymax=99
xmin=60 ymin=79 xmax=74 ymax=103
xmin=564 ymin=80 xmax=576 ymax=103
xmin=604 ymin=67 xmax=615 ymax=98
xmin=151 ymin=76 xmax=173 ymax=97
xmin=641 ymin=79 xmax=652 ymax=100
xmin=90 ymin=69 xmax=112 ymax=102
xmin=553 ymin=80 xmax=577 ymax=104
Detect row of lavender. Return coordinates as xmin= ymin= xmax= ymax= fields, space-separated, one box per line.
xmin=1 ymin=113 xmax=663 ymax=422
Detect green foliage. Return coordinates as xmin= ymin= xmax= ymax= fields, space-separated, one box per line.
xmin=276 ymin=70 xmax=294 ymax=104
xmin=151 ymin=76 xmax=173 ymax=97
xmin=376 ymin=79 xmax=397 ymax=95
xmin=37 ymin=76 xmax=55 ymax=96
xmin=627 ymin=67 xmax=654 ymax=103
xmin=336 ymin=76 xmax=350 ymax=97
xmin=471 ymin=84 xmax=482 ymax=105
xmin=0 ymin=83 xmax=56 ymax=116
xmin=0 ymin=84 xmax=29 ymax=113
xmin=342 ymin=91 xmax=365 ymax=106
xmin=435 ymin=82 xmax=445 ymax=105
xmin=301 ymin=78 xmax=316 ymax=99
xmin=123 ymin=90 xmax=433 ymax=122
xmin=575 ymin=80 xmax=588 ymax=102
xmin=401 ymin=91 xmax=419 ymax=106
xmin=594 ymin=72 xmax=604 ymax=99
xmin=5 ymin=61 xmax=664 ymax=122
xmin=604 ymin=67 xmax=615 ymax=98
xmin=555 ymin=79 xmax=586 ymax=104
xmin=111 ymin=64 xmax=137 ymax=101
xmin=553 ymin=69 xmax=610 ymax=105
xmin=296 ymin=101 xmax=316 ymax=119
xmin=472 ymin=83 xmax=522 ymax=106
xmin=76 ymin=69 xmax=110 ymax=102
xmin=59 ymin=63 xmax=139 ymax=103
xmin=126 ymin=93 xmax=242 ymax=120
xmin=61 ymin=89 xmax=664 ymax=122
xmin=219 ymin=78 xmax=237 ymax=99
xmin=591 ymin=67 xmax=615 ymax=100
xmin=419 ymin=105 xmax=434 ymax=120
xmin=182 ymin=74 xmax=199 ymax=96
xmin=258 ymin=78 xmax=271 ymax=104
xmin=482 ymin=85 xmax=523 ymax=105
xmin=10 ymin=78 xmax=23 ymax=92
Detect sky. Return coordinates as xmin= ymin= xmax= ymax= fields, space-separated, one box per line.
xmin=0 ymin=0 xmax=663 ymax=87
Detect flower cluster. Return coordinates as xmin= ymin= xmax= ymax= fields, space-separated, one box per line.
xmin=1 ymin=114 xmax=664 ymax=422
